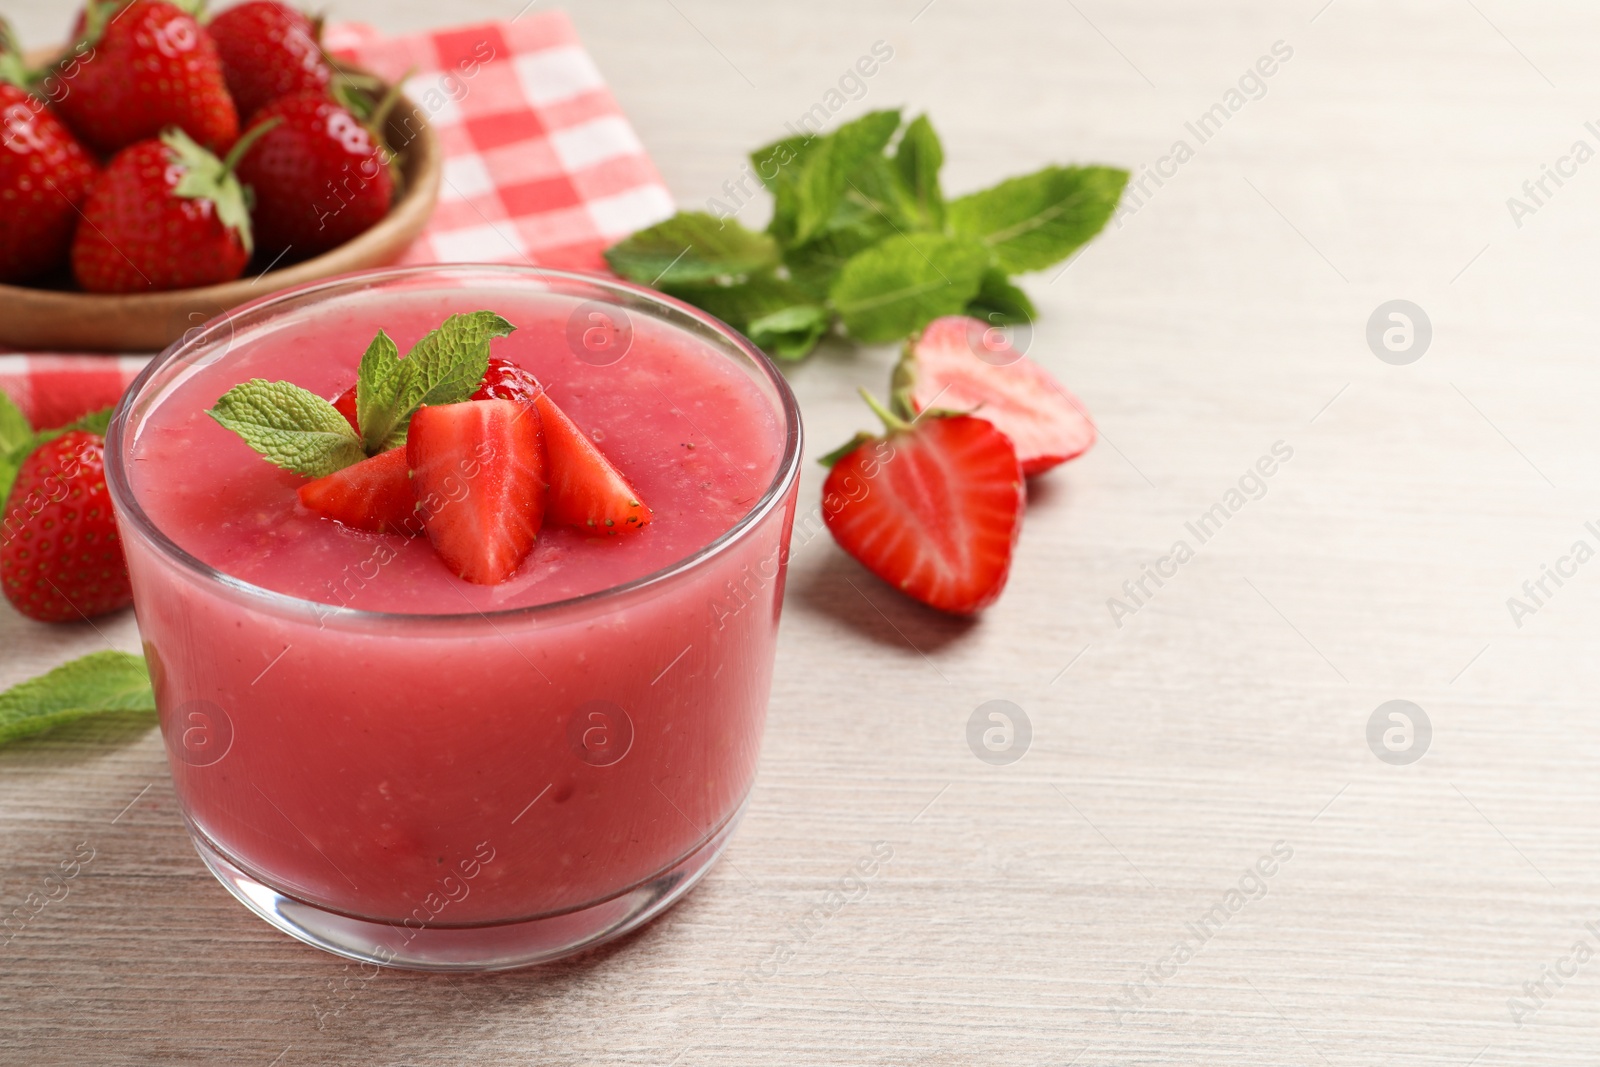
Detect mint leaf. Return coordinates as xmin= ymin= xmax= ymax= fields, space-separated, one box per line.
xmin=891 ymin=114 xmax=945 ymax=230
xmin=0 ymin=651 xmax=154 ymax=747
xmin=829 ymin=233 xmax=990 ymax=343
xmin=208 ymin=379 xmax=366 ymax=477
xmin=753 ymin=134 xmax=820 ymax=246
xmin=948 ymin=165 xmax=1128 ymax=273
xmin=766 ymin=116 xmax=929 ymax=298
xmin=780 ymin=152 xmax=928 ymax=300
xmin=368 ymin=311 xmax=515 ymax=451
xmin=604 ymin=212 xmax=778 ymax=287
xmin=355 ymin=329 xmax=401 ymax=454
xmin=839 ymin=153 xmax=919 ymax=227
xmin=670 ymin=274 xmax=829 ymax=360
xmin=749 ymin=305 xmax=831 ymax=360
xmin=761 ymin=110 xmax=902 ymax=247
xmin=966 ymin=267 xmax=1035 ymax=325
xmin=783 ymin=209 xmax=898 ymax=300
xmin=750 ymin=134 xmax=808 ymax=192
xmin=792 ymin=110 xmax=902 ymax=244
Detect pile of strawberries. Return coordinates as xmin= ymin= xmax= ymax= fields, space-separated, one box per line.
xmin=0 ymin=0 xmax=395 ymax=293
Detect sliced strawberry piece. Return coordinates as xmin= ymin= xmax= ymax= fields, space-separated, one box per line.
xmin=331 ymin=384 xmax=359 ymax=433
xmin=535 ymin=395 xmax=651 ymax=535
xmin=822 ymin=395 xmax=1023 ymax=615
xmin=296 ymin=446 xmax=415 ymax=534
xmin=407 ymin=399 xmax=546 ymax=585
xmin=895 ymin=315 xmax=1095 ymax=475
xmin=473 ymin=357 xmax=650 ymax=536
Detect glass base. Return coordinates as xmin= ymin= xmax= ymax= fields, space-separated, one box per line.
xmin=189 ymin=804 xmax=745 ymax=972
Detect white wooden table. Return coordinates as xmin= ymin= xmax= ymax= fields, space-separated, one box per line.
xmin=5 ymin=0 xmax=1600 ymax=1062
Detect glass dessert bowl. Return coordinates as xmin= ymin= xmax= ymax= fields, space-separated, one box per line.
xmin=105 ymin=265 xmax=803 ymax=971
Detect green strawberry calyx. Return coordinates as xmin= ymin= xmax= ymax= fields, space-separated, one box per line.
xmin=0 ymin=17 xmax=33 ymax=88
xmin=818 ymin=386 xmax=973 ymax=468
xmin=161 ymin=120 xmax=279 ymax=257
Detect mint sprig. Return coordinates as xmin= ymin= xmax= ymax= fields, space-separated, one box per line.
xmin=207 ymin=311 xmax=516 ymax=478
xmin=364 ymin=310 xmax=515 ymax=452
xmin=0 ymin=651 xmax=154 ymax=747
xmin=603 ymin=111 xmax=1127 ymax=360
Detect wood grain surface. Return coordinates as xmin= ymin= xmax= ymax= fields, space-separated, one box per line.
xmin=4 ymin=1 xmax=1600 ymax=1063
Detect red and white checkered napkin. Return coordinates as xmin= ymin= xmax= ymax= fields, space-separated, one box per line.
xmin=0 ymin=10 xmax=674 ymax=429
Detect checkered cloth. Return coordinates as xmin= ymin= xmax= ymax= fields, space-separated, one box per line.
xmin=0 ymin=11 xmax=674 ymax=430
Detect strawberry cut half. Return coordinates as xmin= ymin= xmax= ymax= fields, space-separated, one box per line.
xmin=407 ymin=399 xmax=546 ymax=585
xmin=823 ymin=394 xmax=1023 ymax=616
xmin=895 ymin=315 xmax=1095 ymax=475
xmin=296 ymin=446 xmax=415 ymax=534
xmin=473 ymin=357 xmax=651 ymax=536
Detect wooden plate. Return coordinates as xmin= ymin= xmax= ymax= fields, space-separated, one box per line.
xmin=0 ymin=69 xmax=441 ymax=353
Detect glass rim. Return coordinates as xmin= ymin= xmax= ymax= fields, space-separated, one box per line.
xmin=105 ymin=263 xmax=805 ymax=626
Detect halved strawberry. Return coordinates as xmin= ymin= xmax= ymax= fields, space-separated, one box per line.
xmin=822 ymin=392 xmax=1023 ymax=615
xmin=407 ymin=399 xmax=546 ymax=584
xmin=473 ymin=357 xmax=650 ymax=536
xmin=894 ymin=315 xmax=1095 ymax=475
xmin=296 ymin=446 xmax=414 ymax=534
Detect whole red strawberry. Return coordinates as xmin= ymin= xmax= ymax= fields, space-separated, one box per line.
xmin=822 ymin=392 xmax=1023 ymax=615
xmin=1 ymin=431 xmax=132 ymax=623
xmin=237 ymin=92 xmax=392 ymax=261
xmin=208 ymin=1 xmax=331 ymax=119
xmin=52 ymin=0 xmax=239 ymax=155
xmin=0 ymin=84 xmax=99 ymax=283
xmin=72 ymin=126 xmax=268 ymax=293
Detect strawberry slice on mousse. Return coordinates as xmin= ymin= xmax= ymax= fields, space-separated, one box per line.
xmin=473 ymin=358 xmax=652 ymax=536
xmin=407 ymin=399 xmax=548 ymax=585
xmin=296 ymin=446 xmax=414 ymax=534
